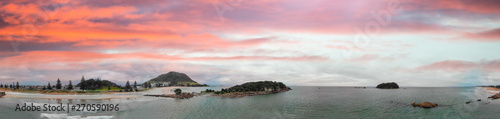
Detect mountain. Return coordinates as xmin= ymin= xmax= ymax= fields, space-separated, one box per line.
xmin=146 ymin=71 xmax=198 ymax=85
xmin=376 ymin=82 xmax=399 ymax=89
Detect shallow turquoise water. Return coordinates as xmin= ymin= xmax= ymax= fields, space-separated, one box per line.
xmin=1 ymin=87 xmax=499 ymax=118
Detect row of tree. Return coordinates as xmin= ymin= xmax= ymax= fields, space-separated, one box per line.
xmin=3 ymin=76 xmax=157 ymax=92
xmin=45 ymin=78 xmax=73 ymax=90
xmin=1 ymin=82 xmax=20 ymax=89
xmin=1 ymin=79 xmax=73 ymax=90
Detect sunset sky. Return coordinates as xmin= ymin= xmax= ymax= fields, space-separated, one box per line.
xmin=1 ymin=0 xmax=499 ymax=86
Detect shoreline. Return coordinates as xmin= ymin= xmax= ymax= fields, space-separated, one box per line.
xmin=1 ymin=87 xmax=181 ymax=99
xmin=481 ymin=87 xmax=500 ymax=94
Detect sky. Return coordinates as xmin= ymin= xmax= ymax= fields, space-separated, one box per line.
xmin=0 ymin=0 xmax=499 ymax=87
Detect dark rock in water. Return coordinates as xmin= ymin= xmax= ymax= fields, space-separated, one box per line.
xmin=412 ymin=102 xmax=438 ymax=108
xmin=466 ymin=101 xmax=472 ymax=104
xmin=376 ymin=82 xmax=399 ymax=89
xmin=0 ymin=92 xmax=5 ymax=98
xmin=488 ymin=93 xmax=500 ymax=99
xmin=477 ymin=99 xmax=481 ymax=101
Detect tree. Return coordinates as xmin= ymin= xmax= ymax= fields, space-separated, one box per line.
xmin=174 ymin=89 xmax=182 ymax=95
xmin=80 ymin=76 xmax=86 ymax=90
xmin=108 ymin=85 xmax=111 ymax=91
xmin=68 ymin=80 xmax=73 ymax=90
xmin=56 ymin=78 xmax=62 ymax=89
xmin=125 ymin=80 xmax=131 ymax=92
xmin=47 ymin=82 xmax=52 ymax=90
xmin=0 ymin=84 xmax=3 ymax=88
xmin=16 ymin=82 xmax=19 ymax=89
xmin=133 ymin=81 xmax=137 ymax=89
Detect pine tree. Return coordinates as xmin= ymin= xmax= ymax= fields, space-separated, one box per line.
xmin=125 ymin=80 xmax=131 ymax=92
xmin=134 ymin=81 xmax=137 ymax=89
xmin=68 ymin=80 xmax=73 ymax=90
xmin=56 ymin=78 xmax=62 ymax=89
xmin=16 ymin=82 xmax=19 ymax=89
xmin=108 ymin=85 xmax=111 ymax=91
xmin=47 ymin=82 xmax=52 ymax=90
xmin=80 ymin=76 xmax=86 ymax=90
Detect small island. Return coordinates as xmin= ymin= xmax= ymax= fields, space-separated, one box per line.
xmin=412 ymin=102 xmax=438 ymax=108
xmin=211 ymin=81 xmax=291 ymax=98
xmin=376 ymin=82 xmax=399 ymax=89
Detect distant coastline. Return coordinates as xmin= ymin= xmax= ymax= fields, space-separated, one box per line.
xmin=0 ymin=87 xmax=181 ymax=99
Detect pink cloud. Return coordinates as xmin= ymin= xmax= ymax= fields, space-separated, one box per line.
xmin=416 ymin=60 xmax=500 ymax=73
xmin=463 ymin=28 xmax=500 ymax=41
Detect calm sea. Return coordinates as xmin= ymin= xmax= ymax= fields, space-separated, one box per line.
xmin=1 ymin=87 xmax=499 ymax=119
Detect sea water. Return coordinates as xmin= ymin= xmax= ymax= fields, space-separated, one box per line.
xmin=1 ymin=87 xmax=499 ymax=119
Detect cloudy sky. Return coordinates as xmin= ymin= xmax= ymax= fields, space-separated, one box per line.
xmin=1 ymin=0 xmax=499 ymax=87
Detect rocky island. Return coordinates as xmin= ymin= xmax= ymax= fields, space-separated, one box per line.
xmin=212 ymin=81 xmax=291 ymax=98
xmin=412 ymin=102 xmax=438 ymax=108
xmin=376 ymin=82 xmax=399 ymax=89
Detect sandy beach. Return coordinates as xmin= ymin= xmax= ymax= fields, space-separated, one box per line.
xmin=1 ymin=87 xmax=181 ymax=99
xmin=481 ymin=87 xmax=500 ymax=94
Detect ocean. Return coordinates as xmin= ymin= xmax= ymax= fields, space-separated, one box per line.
xmin=1 ymin=86 xmax=499 ymax=119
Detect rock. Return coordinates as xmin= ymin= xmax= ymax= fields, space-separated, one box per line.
xmin=477 ymin=99 xmax=481 ymax=101
xmin=376 ymin=82 xmax=399 ymax=89
xmin=412 ymin=102 xmax=438 ymax=108
xmin=466 ymin=101 xmax=471 ymax=104
xmin=0 ymin=92 xmax=5 ymax=98
xmin=488 ymin=93 xmax=500 ymax=99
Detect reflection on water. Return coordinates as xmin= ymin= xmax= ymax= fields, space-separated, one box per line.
xmin=1 ymin=87 xmax=499 ymax=118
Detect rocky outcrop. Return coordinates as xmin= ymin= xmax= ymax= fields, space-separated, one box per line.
xmin=412 ymin=102 xmax=438 ymax=108
xmin=488 ymin=93 xmax=500 ymax=99
xmin=0 ymin=92 xmax=5 ymax=98
xmin=376 ymin=82 xmax=399 ymax=89
xmin=144 ymin=93 xmax=196 ymax=99
xmin=212 ymin=89 xmax=290 ymax=98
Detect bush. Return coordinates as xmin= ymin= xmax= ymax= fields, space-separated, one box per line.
xmin=174 ymin=89 xmax=182 ymax=95
xmin=76 ymin=91 xmax=86 ymax=93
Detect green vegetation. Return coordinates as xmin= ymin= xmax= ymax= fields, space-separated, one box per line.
xmin=47 ymin=82 xmax=52 ymax=90
xmin=174 ymin=89 xmax=182 ymax=95
xmin=67 ymin=80 xmax=73 ymax=90
xmin=76 ymin=76 xmax=119 ymax=91
xmin=56 ymin=78 xmax=62 ymax=89
xmin=213 ymin=81 xmax=291 ymax=94
xmin=376 ymin=82 xmax=399 ymax=89
xmin=0 ymin=75 xmax=154 ymax=95
xmin=145 ymin=71 xmax=208 ymax=87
